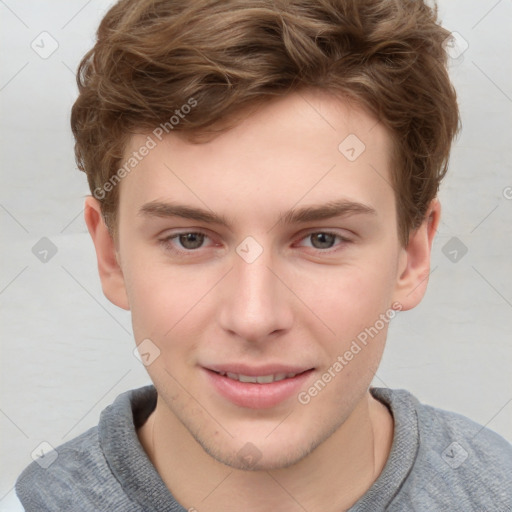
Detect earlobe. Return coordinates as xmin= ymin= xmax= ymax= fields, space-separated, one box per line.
xmin=84 ymin=196 xmax=130 ymax=311
xmin=392 ymin=199 xmax=441 ymax=311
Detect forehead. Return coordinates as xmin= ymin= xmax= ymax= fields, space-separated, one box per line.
xmin=118 ymin=90 xmax=395 ymax=227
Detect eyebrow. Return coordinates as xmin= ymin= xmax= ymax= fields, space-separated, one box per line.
xmin=138 ymin=199 xmax=377 ymax=228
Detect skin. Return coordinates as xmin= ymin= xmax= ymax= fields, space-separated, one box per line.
xmin=85 ymin=89 xmax=440 ymax=512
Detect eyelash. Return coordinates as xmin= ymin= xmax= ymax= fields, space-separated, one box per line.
xmin=159 ymin=230 xmax=352 ymax=256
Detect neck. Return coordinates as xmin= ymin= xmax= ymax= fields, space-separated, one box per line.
xmin=138 ymin=390 xmax=393 ymax=512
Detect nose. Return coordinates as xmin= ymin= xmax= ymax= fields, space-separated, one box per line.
xmin=217 ymin=245 xmax=294 ymax=343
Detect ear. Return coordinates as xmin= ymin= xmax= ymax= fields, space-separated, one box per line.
xmin=84 ymin=196 xmax=130 ymax=310
xmin=392 ymin=198 xmax=440 ymax=311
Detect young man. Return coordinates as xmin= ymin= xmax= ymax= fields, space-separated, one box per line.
xmin=16 ymin=0 xmax=512 ymax=510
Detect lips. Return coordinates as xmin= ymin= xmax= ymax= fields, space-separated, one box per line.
xmin=203 ymin=364 xmax=314 ymax=409
xmin=206 ymin=363 xmax=312 ymax=378
xmin=215 ymin=371 xmax=301 ymax=383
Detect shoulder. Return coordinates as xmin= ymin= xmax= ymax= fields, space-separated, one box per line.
xmin=379 ymin=388 xmax=512 ymax=510
xmin=15 ymin=426 xmax=122 ymax=510
xmin=14 ymin=386 xmax=157 ymax=512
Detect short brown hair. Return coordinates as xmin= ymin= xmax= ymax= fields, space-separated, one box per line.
xmin=71 ymin=0 xmax=459 ymax=245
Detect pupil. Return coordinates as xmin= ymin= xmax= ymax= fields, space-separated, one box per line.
xmin=180 ymin=233 xmax=204 ymax=249
xmin=311 ymin=233 xmax=335 ymax=249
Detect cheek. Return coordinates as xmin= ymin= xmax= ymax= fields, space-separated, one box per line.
xmin=297 ymin=259 xmax=397 ymax=340
xmin=124 ymin=255 xmax=217 ymax=345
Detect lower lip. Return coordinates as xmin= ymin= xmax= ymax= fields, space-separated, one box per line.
xmin=203 ymin=368 xmax=314 ymax=409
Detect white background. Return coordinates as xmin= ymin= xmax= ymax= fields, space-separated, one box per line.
xmin=1 ymin=0 xmax=511 ymax=509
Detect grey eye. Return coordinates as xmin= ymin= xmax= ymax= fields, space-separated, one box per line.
xmin=178 ymin=233 xmax=205 ymax=249
xmin=310 ymin=233 xmax=336 ymax=249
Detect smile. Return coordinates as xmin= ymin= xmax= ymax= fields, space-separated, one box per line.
xmin=213 ymin=371 xmax=301 ymax=383
xmin=204 ymin=367 xmax=314 ymax=408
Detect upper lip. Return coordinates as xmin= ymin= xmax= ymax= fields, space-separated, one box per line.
xmin=204 ymin=364 xmax=313 ymax=376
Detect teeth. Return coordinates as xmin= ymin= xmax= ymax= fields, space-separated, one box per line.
xmin=239 ymin=374 xmax=258 ymax=383
xmin=256 ymin=375 xmax=274 ymax=384
xmin=219 ymin=371 xmax=299 ymax=383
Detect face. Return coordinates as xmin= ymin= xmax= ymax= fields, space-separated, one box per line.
xmin=108 ymin=90 xmax=412 ymax=470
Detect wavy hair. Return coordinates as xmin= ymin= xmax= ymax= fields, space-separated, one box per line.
xmin=71 ymin=0 xmax=460 ymax=245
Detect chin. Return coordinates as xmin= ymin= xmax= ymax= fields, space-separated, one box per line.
xmin=207 ymin=443 xmax=312 ymax=472
xmin=194 ymin=424 xmax=324 ymax=472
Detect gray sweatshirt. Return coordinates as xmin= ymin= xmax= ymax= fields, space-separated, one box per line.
xmin=15 ymin=385 xmax=512 ymax=511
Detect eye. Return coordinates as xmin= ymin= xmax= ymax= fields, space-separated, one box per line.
xmin=297 ymin=231 xmax=351 ymax=251
xmin=159 ymin=231 xmax=210 ymax=254
xmin=175 ymin=232 xmax=206 ymax=250
xmin=308 ymin=232 xmax=337 ymax=250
